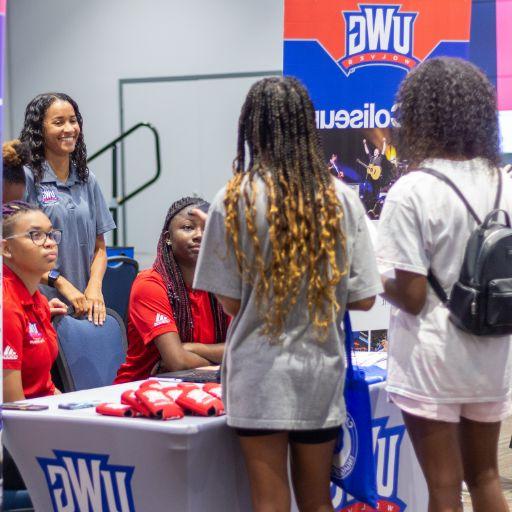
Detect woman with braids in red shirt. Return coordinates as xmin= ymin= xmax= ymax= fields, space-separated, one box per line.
xmin=115 ymin=197 xmax=229 ymax=383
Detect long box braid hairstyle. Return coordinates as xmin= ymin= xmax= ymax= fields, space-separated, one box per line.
xmin=153 ymin=197 xmax=229 ymax=344
xmin=224 ymin=76 xmax=347 ymax=341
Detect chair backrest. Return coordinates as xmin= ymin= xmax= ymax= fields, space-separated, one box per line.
xmin=103 ymin=256 xmax=139 ymax=322
xmin=53 ymin=308 xmax=128 ymax=392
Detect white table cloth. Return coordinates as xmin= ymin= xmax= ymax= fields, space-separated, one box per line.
xmin=2 ymin=378 xmax=427 ymax=512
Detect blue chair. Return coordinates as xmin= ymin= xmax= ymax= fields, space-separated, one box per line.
xmin=53 ymin=308 xmax=127 ymax=392
xmin=2 ymin=449 xmax=33 ymax=511
xmin=103 ymin=256 xmax=139 ymax=322
xmin=2 ymin=490 xmax=33 ymax=511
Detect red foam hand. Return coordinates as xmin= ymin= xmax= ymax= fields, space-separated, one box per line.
xmin=135 ymin=388 xmax=184 ymax=420
xmin=177 ymin=383 xmax=200 ymax=390
xmin=96 ymin=403 xmax=135 ymax=417
xmin=203 ymin=383 xmax=222 ymax=400
xmin=176 ymin=388 xmax=225 ymax=416
xmin=138 ymin=380 xmax=166 ymax=391
xmin=121 ymin=390 xmax=152 ymax=417
xmin=162 ymin=386 xmax=184 ymax=402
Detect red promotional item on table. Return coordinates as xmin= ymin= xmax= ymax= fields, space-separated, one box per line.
xmin=203 ymin=383 xmax=222 ymax=399
xmin=176 ymin=387 xmax=225 ymax=416
xmin=161 ymin=382 xmax=199 ymax=402
xmin=135 ymin=388 xmax=184 ymax=420
xmin=138 ymin=380 xmax=165 ymax=391
xmin=162 ymin=386 xmax=184 ymax=402
xmin=121 ymin=390 xmax=152 ymax=417
xmin=177 ymin=383 xmax=200 ymax=390
xmin=96 ymin=403 xmax=135 ymax=417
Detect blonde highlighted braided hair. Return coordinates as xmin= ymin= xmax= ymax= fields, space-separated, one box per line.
xmin=224 ymin=76 xmax=347 ymax=341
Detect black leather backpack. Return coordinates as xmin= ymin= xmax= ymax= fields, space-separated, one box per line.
xmin=418 ymin=168 xmax=512 ymax=336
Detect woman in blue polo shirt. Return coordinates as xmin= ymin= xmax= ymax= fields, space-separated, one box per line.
xmin=20 ymin=93 xmax=116 ymax=326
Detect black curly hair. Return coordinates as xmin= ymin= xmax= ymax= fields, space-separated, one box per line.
xmin=19 ymin=93 xmax=89 ymax=183
xmin=395 ymin=57 xmax=501 ymax=168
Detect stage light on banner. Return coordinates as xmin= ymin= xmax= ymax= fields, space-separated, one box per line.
xmin=284 ymin=0 xmax=472 ymax=217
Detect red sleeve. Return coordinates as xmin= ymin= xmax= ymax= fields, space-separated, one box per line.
xmin=128 ymin=274 xmax=179 ymax=345
xmin=3 ymin=305 xmax=24 ymax=370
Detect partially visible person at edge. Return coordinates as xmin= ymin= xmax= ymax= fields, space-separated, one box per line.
xmin=193 ymin=77 xmax=381 ymax=512
xmin=20 ymin=93 xmax=116 ymax=325
xmin=3 ymin=139 xmax=29 ymax=203
xmin=114 ymin=197 xmax=230 ymax=384
xmin=2 ymin=201 xmax=67 ymax=402
xmin=377 ymin=57 xmax=512 ymax=512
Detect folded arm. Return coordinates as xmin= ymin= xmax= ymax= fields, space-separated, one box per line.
xmin=154 ymin=331 xmax=211 ymax=372
xmin=182 ymin=342 xmax=225 ymax=364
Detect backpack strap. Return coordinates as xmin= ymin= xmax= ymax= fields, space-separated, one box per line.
xmin=416 ymin=167 xmax=483 ymax=305
xmin=427 ymin=269 xmax=449 ymax=304
xmin=416 ymin=167 xmax=503 ymax=305
xmin=416 ymin=168 xmax=482 ymax=224
xmin=494 ymin=167 xmax=503 ymax=210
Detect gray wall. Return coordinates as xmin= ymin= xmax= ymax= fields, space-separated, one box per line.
xmin=6 ymin=0 xmax=284 ymax=263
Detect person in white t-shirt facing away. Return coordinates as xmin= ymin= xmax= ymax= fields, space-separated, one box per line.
xmin=377 ymin=57 xmax=512 ymax=512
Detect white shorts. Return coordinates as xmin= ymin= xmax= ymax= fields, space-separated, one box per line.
xmin=388 ymin=392 xmax=512 ymax=423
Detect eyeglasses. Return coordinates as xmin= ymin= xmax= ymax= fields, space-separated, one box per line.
xmin=4 ymin=229 xmax=63 ymax=246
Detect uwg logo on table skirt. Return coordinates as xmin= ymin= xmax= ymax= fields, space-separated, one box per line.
xmin=331 ymin=416 xmax=406 ymax=511
xmin=341 ymin=4 xmax=419 ymax=75
xmin=38 ymin=451 xmax=135 ymax=512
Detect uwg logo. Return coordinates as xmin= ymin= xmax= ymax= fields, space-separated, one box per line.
xmin=38 ymin=450 xmax=135 ymax=512
xmin=331 ymin=417 xmax=407 ymax=511
xmin=39 ymin=186 xmax=59 ymax=205
xmin=340 ymin=4 xmax=419 ymax=75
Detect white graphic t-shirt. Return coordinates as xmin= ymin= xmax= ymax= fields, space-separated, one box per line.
xmin=377 ymin=158 xmax=512 ymax=403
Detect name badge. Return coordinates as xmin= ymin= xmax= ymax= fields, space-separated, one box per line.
xmin=37 ymin=185 xmax=59 ymax=206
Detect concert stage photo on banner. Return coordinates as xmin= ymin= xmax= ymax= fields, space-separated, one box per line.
xmin=284 ymin=0 xmax=471 ymax=218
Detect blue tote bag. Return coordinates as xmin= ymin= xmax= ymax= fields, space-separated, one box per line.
xmin=331 ymin=312 xmax=378 ymax=507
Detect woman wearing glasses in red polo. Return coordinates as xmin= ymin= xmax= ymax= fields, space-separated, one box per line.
xmin=2 ymin=201 xmax=67 ymax=402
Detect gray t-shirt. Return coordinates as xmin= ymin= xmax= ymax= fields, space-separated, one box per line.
xmin=193 ymin=177 xmax=382 ymax=429
xmin=24 ymin=162 xmax=116 ymax=300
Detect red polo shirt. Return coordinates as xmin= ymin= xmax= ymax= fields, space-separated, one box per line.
xmin=3 ymin=265 xmax=58 ymax=398
xmin=115 ymin=268 xmax=219 ymax=384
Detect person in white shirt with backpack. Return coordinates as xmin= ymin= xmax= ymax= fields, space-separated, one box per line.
xmin=377 ymin=57 xmax=512 ymax=512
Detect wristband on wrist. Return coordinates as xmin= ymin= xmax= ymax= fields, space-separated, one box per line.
xmin=48 ymin=270 xmax=61 ymax=288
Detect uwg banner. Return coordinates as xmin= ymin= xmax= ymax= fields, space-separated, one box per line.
xmin=283 ymin=1 xmax=472 ymax=215
xmin=284 ymin=0 xmax=471 ymax=124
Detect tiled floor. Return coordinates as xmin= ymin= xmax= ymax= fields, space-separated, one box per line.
xmin=462 ymin=415 xmax=512 ymax=510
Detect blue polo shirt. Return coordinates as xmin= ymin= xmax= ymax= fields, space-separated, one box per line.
xmin=24 ymin=162 xmax=116 ymax=299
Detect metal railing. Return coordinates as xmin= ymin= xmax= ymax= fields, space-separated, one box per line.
xmin=88 ymin=122 xmax=161 ymax=245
